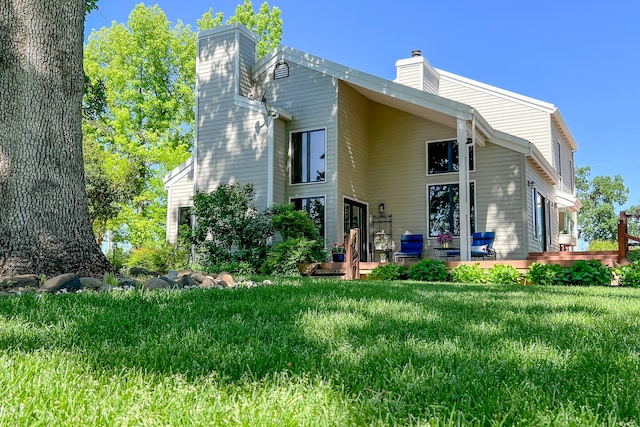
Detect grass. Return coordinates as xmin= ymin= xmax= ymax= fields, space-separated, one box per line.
xmin=0 ymin=279 xmax=640 ymax=426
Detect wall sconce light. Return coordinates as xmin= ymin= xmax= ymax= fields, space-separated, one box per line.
xmin=466 ymin=137 xmax=473 ymax=144
xmin=527 ymin=180 xmax=536 ymax=189
xmin=378 ymin=203 xmax=385 ymax=214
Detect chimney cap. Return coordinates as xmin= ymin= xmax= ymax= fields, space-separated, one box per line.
xmin=411 ymin=49 xmax=422 ymax=57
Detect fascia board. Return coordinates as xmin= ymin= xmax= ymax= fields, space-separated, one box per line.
xmin=528 ymin=144 xmax=560 ymax=184
xmin=163 ymin=156 xmax=193 ymax=188
xmin=551 ymin=109 xmax=578 ymax=151
xmin=490 ymin=130 xmax=531 ymax=154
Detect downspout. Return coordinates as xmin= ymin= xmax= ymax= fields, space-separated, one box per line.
xmin=266 ymin=109 xmax=279 ymax=207
xmin=457 ymin=117 xmax=470 ymax=261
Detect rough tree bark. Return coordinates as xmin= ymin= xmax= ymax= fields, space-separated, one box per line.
xmin=0 ymin=0 xmax=112 ymax=278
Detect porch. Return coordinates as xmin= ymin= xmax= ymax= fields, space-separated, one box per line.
xmin=306 ymin=250 xmax=621 ymax=280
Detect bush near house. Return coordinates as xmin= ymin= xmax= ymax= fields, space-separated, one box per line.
xmin=407 ymin=259 xmax=449 ymax=282
xmin=450 ymin=263 xmax=487 ymax=284
xmin=368 ymin=263 xmax=406 ymax=281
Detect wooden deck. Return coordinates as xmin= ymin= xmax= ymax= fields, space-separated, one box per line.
xmin=305 ymin=251 xmax=621 ymax=279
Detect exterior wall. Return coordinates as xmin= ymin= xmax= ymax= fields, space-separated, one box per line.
xmin=438 ymin=76 xmax=552 ymax=160
xmin=552 ymin=120 xmax=575 ymax=193
xmin=165 ymin=168 xmax=193 ymax=243
xmin=337 ymin=82 xmax=371 ymax=217
xmin=474 ymin=142 xmax=527 ymax=260
xmin=272 ymin=118 xmax=287 ymax=205
xmin=368 ymin=103 xmax=453 ymax=255
xmin=263 ymin=61 xmax=339 ymax=242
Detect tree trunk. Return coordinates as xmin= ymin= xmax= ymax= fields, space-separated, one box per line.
xmin=0 ymin=0 xmax=112 ymax=278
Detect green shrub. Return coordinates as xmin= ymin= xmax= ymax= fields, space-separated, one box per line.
xmin=487 ymin=264 xmax=521 ymax=285
xmin=207 ymin=261 xmax=255 ymax=276
xmin=261 ymin=238 xmax=327 ymax=276
xmin=191 ymin=183 xmax=274 ymax=270
xmin=106 ymin=246 xmax=129 ymax=272
xmin=627 ymin=248 xmax=640 ymax=263
xmin=588 ymin=240 xmax=618 ymax=251
xmin=125 ymin=241 xmax=190 ymax=273
xmin=450 ymin=263 xmax=487 ymax=284
xmin=616 ymin=262 xmax=640 ymax=287
xmin=564 ymin=259 xmax=613 ymax=286
xmin=368 ymin=263 xmax=406 ymax=281
xmin=526 ymin=263 xmax=565 ymax=286
xmin=407 ymin=259 xmax=449 ymax=282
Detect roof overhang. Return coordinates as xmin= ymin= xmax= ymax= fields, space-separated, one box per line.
xmin=556 ymin=189 xmax=583 ymax=212
xmin=163 ymin=156 xmax=193 ymax=189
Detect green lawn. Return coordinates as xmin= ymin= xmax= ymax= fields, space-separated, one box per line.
xmin=1 ymin=279 xmax=639 ymax=426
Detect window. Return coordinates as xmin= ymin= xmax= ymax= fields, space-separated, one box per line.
xmin=177 ymin=206 xmax=191 ymax=239
xmin=427 ymin=140 xmax=474 ymax=175
xmin=291 ymin=129 xmax=325 ymax=184
xmin=428 ymin=182 xmax=475 ymax=236
xmin=532 ymin=189 xmax=550 ymax=250
xmin=292 ymin=196 xmax=325 ymax=238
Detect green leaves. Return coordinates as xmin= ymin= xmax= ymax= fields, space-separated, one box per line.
xmin=576 ymin=166 xmax=630 ymax=243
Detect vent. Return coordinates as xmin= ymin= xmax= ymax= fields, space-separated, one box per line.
xmin=273 ymin=59 xmax=289 ymax=79
xmin=411 ymin=49 xmax=422 ymax=57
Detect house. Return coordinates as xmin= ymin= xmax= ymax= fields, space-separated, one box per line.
xmin=164 ymin=23 xmax=581 ymax=261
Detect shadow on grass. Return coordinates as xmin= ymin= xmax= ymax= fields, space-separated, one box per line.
xmin=1 ymin=280 xmax=640 ymax=423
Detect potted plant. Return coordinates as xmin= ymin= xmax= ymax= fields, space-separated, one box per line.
xmin=437 ymin=230 xmax=454 ymax=248
xmin=331 ymin=243 xmax=346 ymax=262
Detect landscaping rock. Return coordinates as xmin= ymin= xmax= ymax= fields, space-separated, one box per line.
xmin=80 ymin=277 xmax=103 ymax=290
xmin=174 ymin=275 xmax=198 ymax=288
xmin=142 ymin=277 xmax=171 ymax=291
xmin=177 ymin=269 xmax=193 ymax=278
xmin=40 ymin=273 xmax=82 ymax=293
xmin=199 ymin=276 xmax=216 ymax=288
xmin=1 ymin=274 xmax=40 ymax=289
xmin=118 ymin=279 xmax=139 ymax=289
xmin=216 ymin=272 xmax=235 ymax=288
xmin=191 ymin=272 xmax=208 ymax=283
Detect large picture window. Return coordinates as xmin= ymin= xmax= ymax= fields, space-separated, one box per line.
xmin=428 ymin=182 xmax=475 ymax=236
xmin=292 ymin=196 xmax=325 ymax=239
xmin=291 ymin=129 xmax=325 ymax=184
xmin=427 ymin=140 xmax=474 ymax=175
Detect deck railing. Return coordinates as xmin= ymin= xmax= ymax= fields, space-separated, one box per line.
xmin=618 ymin=211 xmax=640 ymax=263
xmin=345 ymin=228 xmax=360 ymax=280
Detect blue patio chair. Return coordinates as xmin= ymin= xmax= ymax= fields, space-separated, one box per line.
xmin=447 ymin=232 xmax=496 ymax=260
xmin=393 ymin=234 xmax=424 ymax=262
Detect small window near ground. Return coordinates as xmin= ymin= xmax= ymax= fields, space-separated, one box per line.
xmin=178 ymin=206 xmax=191 ymax=239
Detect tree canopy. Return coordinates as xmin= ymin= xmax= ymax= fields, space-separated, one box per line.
xmin=83 ymin=1 xmax=282 ymax=247
xmin=575 ymin=166 xmax=630 ymax=243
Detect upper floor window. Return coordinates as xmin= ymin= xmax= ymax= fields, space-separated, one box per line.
xmin=291 ymin=129 xmax=325 ymax=184
xmin=427 ymin=140 xmax=474 ymax=175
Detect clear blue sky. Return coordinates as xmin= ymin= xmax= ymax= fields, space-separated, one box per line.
xmin=86 ymin=0 xmax=640 ymax=209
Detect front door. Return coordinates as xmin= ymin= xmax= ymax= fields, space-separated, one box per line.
xmin=344 ymin=198 xmax=367 ymax=261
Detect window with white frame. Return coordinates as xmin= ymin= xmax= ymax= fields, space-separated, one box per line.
xmin=290 ymin=129 xmax=325 ymax=184
xmin=291 ymin=196 xmax=325 ymax=239
xmin=427 ymin=139 xmax=474 ymax=175
xmin=428 ymin=182 xmax=475 ymax=236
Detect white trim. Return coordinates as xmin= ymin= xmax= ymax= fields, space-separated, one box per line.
xmin=163 ymin=157 xmax=193 ymax=188
xmin=288 ymin=127 xmax=327 ymax=186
